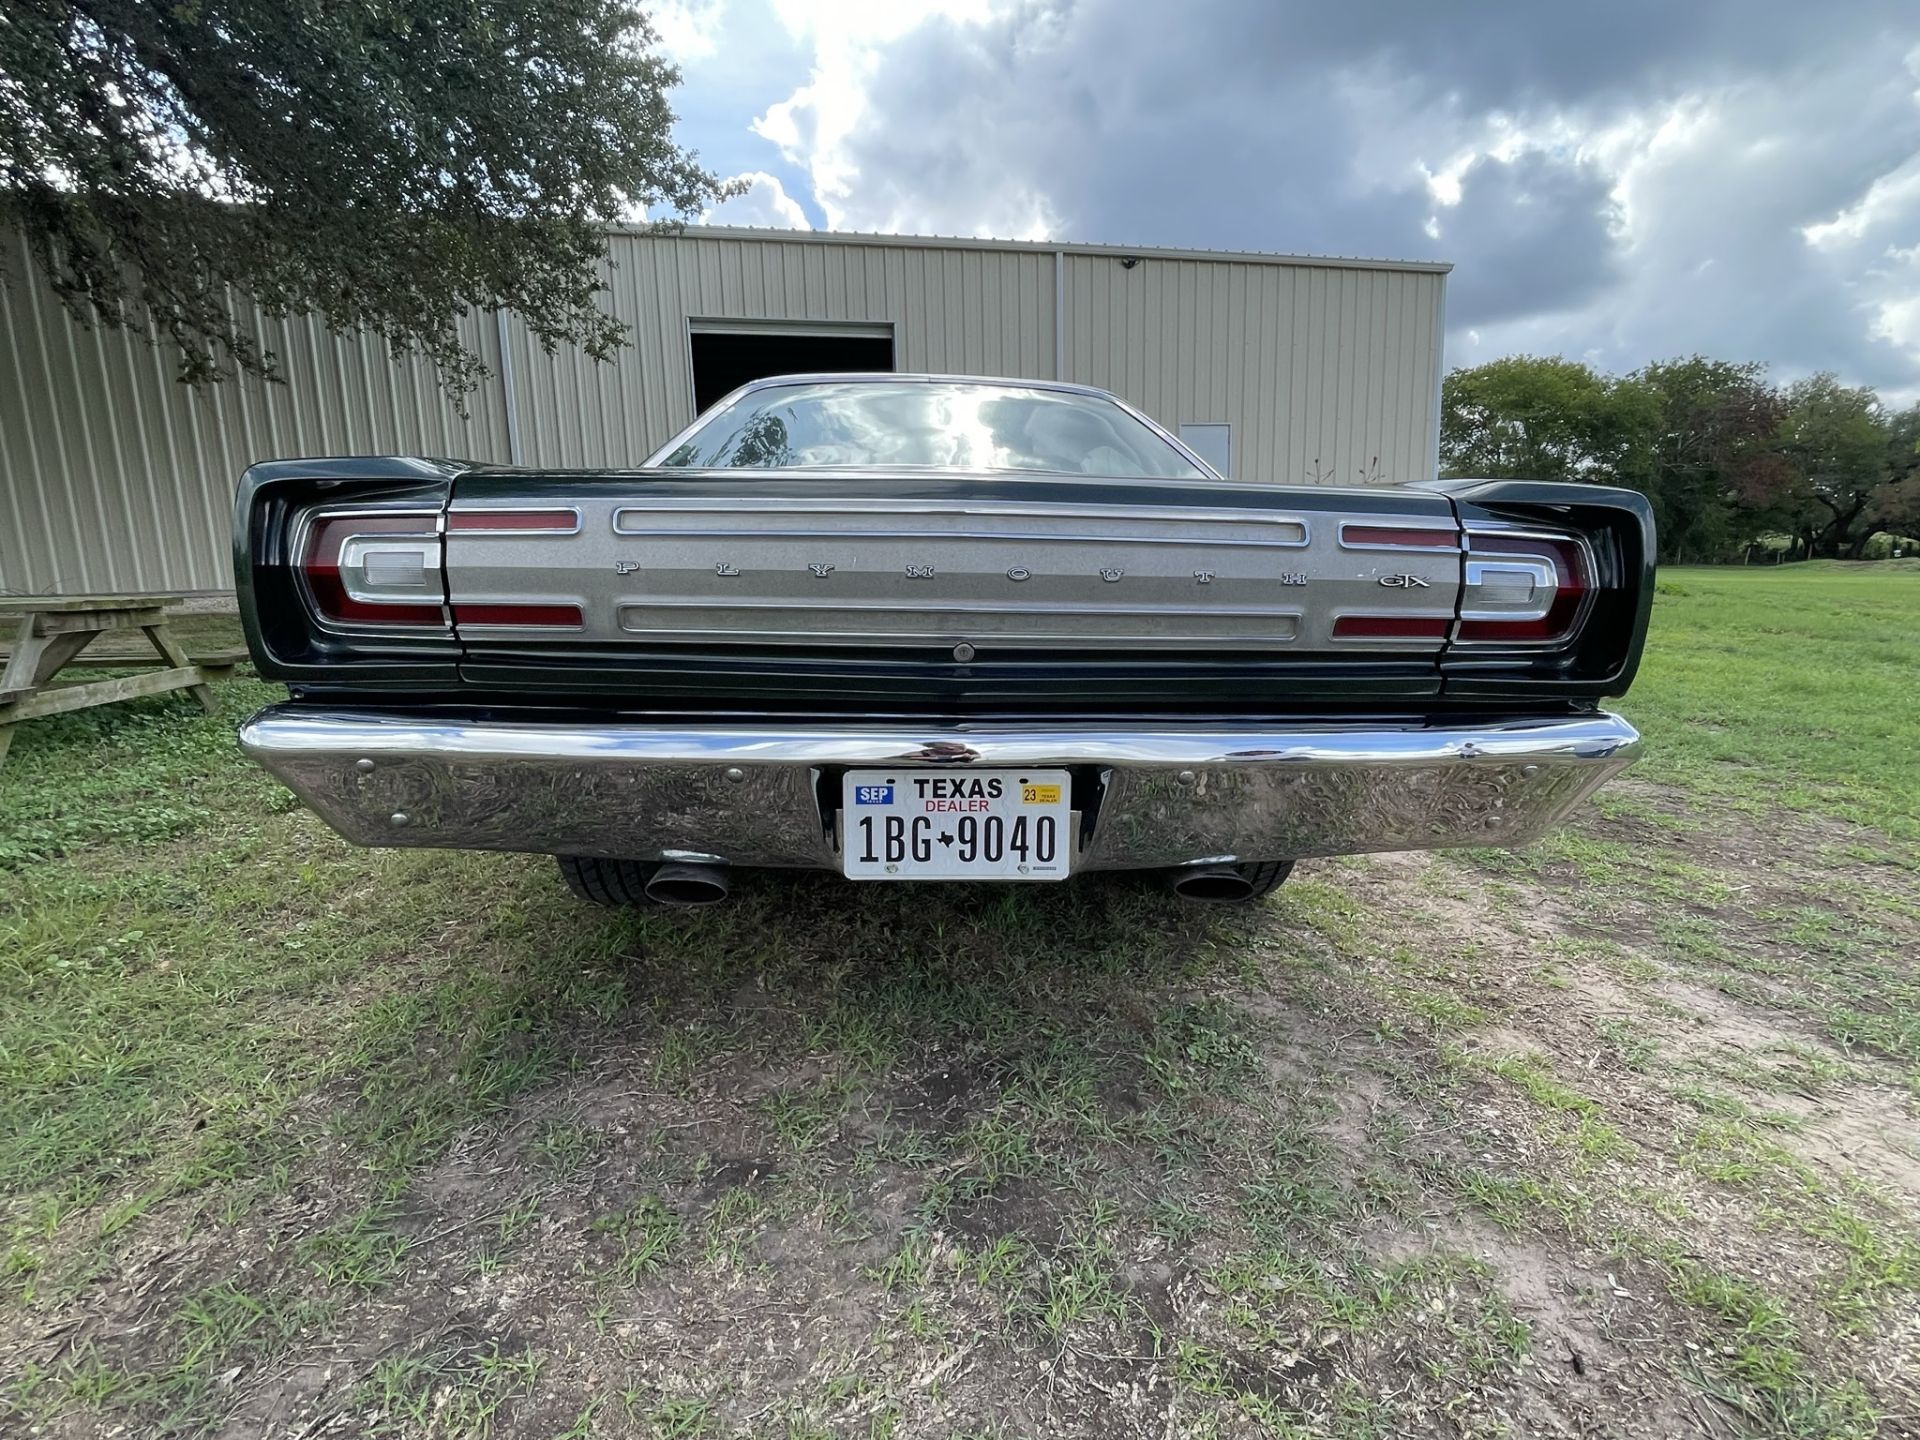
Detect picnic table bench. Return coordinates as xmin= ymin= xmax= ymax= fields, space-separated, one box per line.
xmin=0 ymin=595 xmax=242 ymax=768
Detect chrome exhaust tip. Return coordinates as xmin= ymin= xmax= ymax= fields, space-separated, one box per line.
xmin=644 ymin=860 xmax=731 ymax=906
xmin=1166 ymin=864 xmax=1257 ymax=902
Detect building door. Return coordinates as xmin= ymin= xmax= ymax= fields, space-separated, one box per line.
xmin=1178 ymin=423 xmax=1233 ymax=478
xmin=688 ymin=321 xmax=894 ymax=413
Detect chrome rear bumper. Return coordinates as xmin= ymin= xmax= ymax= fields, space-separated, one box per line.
xmin=239 ymin=706 xmax=1640 ymax=872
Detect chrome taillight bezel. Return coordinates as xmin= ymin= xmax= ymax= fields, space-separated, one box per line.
xmin=294 ymin=506 xmax=450 ymax=634
xmin=1452 ymin=524 xmax=1595 ymax=647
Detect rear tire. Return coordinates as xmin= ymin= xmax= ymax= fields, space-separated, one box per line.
xmin=555 ymin=854 xmax=662 ymax=907
xmin=1227 ymin=859 xmax=1294 ymax=901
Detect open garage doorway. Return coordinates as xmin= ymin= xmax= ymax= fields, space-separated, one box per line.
xmin=688 ymin=321 xmax=895 ymax=413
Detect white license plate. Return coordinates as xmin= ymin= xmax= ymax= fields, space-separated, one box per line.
xmin=841 ymin=769 xmax=1072 ymax=881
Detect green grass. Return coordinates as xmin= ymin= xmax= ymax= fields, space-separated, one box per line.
xmin=593 ymin=1195 xmax=682 ymax=1281
xmin=1626 ymin=563 xmax=1920 ymax=842
xmin=359 ymin=1342 xmax=543 ymax=1437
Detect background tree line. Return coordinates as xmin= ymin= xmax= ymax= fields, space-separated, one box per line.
xmin=1441 ymin=356 xmax=1920 ymax=562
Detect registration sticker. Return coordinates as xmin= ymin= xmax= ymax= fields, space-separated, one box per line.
xmin=852 ymin=783 xmax=895 ymax=805
xmin=1020 ymin=783 xmax=1062 ymax=805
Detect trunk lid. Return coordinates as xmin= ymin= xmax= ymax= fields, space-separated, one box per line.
xmin=441 ymin=470 xmax=1459 ymax=714
xmin=239 ymin=460 xmax=1648 ymax=712
xmin=442 ymin=469 xmax=1463 ymax=710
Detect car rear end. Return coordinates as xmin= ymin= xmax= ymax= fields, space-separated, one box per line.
xmin=233 ymin=470 xmax=1650 ymax=893
xmin=233 ymin=377 xmax=1651 ymax=901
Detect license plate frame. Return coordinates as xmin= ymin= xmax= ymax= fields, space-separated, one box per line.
xmin=840 ymin=769 xmax=1073 ymax=881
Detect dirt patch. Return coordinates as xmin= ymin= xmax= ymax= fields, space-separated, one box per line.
xmin=1791 ymin=1090 xmax=1920 ymax=1205
xmin=942 ymin=1176 xmax=1070 ymax=1247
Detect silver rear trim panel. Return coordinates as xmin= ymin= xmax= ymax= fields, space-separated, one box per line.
xmin=240 ymin=708 xmax=1641 ymax=872
xmin=443 ymin=491 xmax=1460 ymax=655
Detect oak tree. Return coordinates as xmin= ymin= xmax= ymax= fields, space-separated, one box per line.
xmin=0 ymin=1 xmax=728 ymax=392
xmin=1778 ymin=374 xmax=1890 ymax=558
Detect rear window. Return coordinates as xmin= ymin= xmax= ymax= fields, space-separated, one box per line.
xmin=652 ymin=380 xmax=1210 ymax=479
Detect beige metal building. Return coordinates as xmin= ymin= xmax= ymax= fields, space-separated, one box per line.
xmin=1 ymin=227 xmax=1449 ymax=596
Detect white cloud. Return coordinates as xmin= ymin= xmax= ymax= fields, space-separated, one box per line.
xmin=1802 ymin=153 xmax=1920 ymax=249
xmin=764 ymin=0 xmax=993 ymax=46
xmin=646 ymin=0 xmax=730 ymax=63
xmin=1861 ymin=244 xmax=1920 ymax=397
xmin=1451 ymin=45 xmax=1920 ymax=394
xmin=752 ymin=0 xmax=1022 ymax=232
xmin=692 ymin=0 xmax=1920 ymax=396
xmin=1873 ymin=292 xmax=1920 ymax=349
xmin=701 ymin=171 xmax=813 ymax=229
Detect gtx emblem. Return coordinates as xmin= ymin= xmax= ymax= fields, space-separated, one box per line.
xmin=714 ymin=562 xmax=740 ymax=577
xmin=1099 ymin=567 xmax=1124 ymax=583
xmin=1378 ymin=573 xmax=1431 ymax=589
xmin=807 ymin=562 xmax=835 ymax=578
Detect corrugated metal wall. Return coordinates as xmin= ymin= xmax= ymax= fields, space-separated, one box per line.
xmin=0 ymin=227 xmax=1445 ymax=595
xmin=503 ymin=232 xmax=1058 ymax=469
xmin=1062 ymin=253 xmax=1444 ymax=491
xmin=0 ymin=230 xmax=511 ymax=596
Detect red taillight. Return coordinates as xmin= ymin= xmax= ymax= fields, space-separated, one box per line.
xmin=1455 ymin=531 xmax=1590 ymax=644
xmin=442 ymin=508 xmax=586 ymax=630
xmin=445 ymin=509 xmax=581 ymax=533
xmin=1340 ymin=523 xmax=1460 ymax=550
xmin=450 ymin=602 xmax=584 ymax=628
xmin=301 ymin=513 xmax=445 ymax=628
xmin=1332 ymin=615 xmax=1453 ymax=640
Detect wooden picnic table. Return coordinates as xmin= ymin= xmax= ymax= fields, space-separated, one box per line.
xmin=0 ymin=595 xmax=244 ymax=768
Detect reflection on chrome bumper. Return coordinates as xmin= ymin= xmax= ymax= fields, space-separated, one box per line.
xmin=239 ymin=706 xmax=1641 ymax=871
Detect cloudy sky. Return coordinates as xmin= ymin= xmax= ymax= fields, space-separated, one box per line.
xmin=650 ymin=0 xmax=1920 ymax=400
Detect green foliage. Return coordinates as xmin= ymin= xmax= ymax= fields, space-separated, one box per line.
xmin=1867 ymin=404 xmax=1920 ymax=537
xmin=1443 ymin=354 xmax=1918 ymax=561
xmin=593 ymin=1196 xmax=682 ymax=1280
xmin=1627 ymin=357 xmax=1787 ymax=561
xmin=0 ymin=2 xmax=730 ymax=393
xmin=1777 ymin=375 xmax=1898 ymax=559
xmin=1440 ymin=355 xmax=1641 ymax=483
